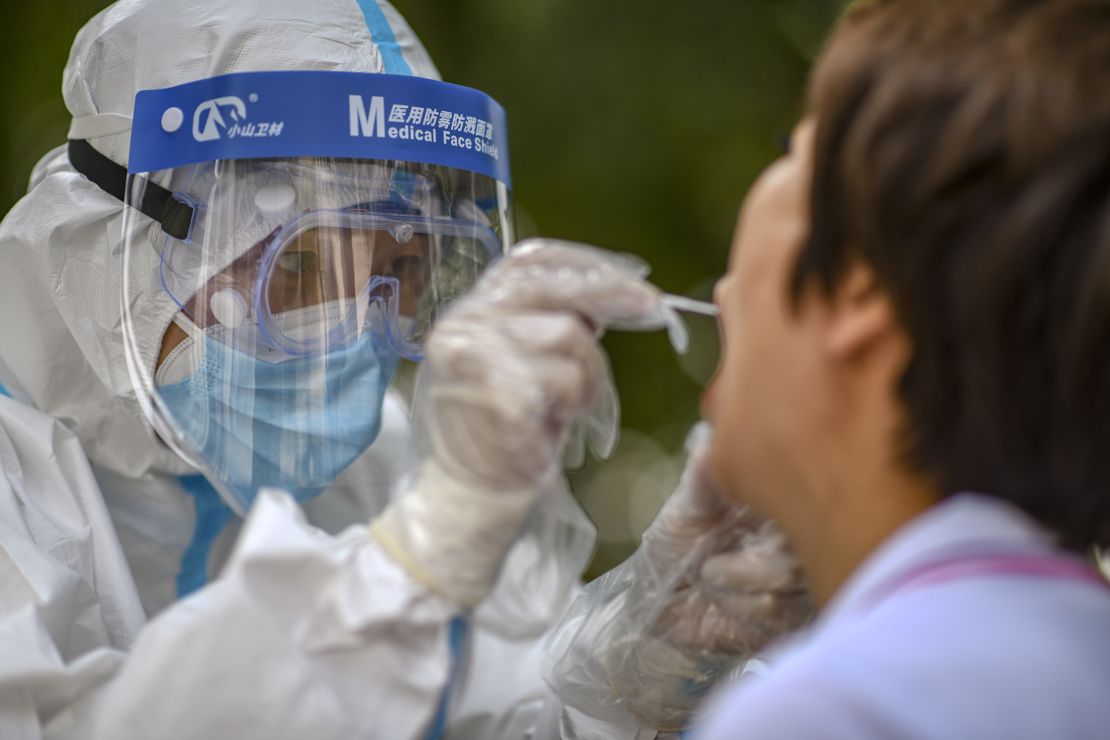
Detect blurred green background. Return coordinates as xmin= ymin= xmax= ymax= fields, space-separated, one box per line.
xmin=0 ymin=0 xmax=845 ymax=576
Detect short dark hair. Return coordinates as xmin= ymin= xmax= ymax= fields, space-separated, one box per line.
xmin=793 ymin=0 xmax=1110 ymax=550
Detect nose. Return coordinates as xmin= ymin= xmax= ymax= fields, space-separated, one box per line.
xmin=712 ymin=277 xmax=727 ymax=309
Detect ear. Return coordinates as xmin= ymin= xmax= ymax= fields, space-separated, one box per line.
xmin=824 ymin=261 xmax=897 ymax=361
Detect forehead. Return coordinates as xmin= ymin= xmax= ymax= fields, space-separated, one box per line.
xmin=728 ymin=120 xmax=816 ymax=268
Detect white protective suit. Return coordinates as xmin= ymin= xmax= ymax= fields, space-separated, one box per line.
xmin=0 ymin=1 xmax=576 ymax=737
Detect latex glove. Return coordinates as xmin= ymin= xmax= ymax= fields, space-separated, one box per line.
xmin=544 ymin=424 xmax=813 ymax=734
xmin=642 ymin=424 xmax=811 ymax=654
xmin=695 ymin=525 xmax=812 ymax=650
xmin=372 ymin=239 xmax=684 ymax=609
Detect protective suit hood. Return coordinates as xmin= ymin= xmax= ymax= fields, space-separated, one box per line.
xmin=0 ymin=0 xmax=439 ymax=478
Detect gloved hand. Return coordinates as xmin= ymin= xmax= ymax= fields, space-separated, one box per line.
xmin=642 ymin=423 xmax=811 ymax=654
xmin=372 ymin=239 xmax=685 ymax=610
xmin=694 ymin=524 xmax=812 ymax=650
xmin=544 ymin=424 xmax=813 ymax=734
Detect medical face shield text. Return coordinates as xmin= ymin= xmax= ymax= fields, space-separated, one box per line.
xmin=121 ymin=71 xmax=513 ymax=514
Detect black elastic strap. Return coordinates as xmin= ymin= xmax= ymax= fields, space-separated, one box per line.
xmin=67 ymin=138 xmax=195 ymax=240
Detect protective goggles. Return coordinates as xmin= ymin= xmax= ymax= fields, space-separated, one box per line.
xmin=157 ymin=167 xmax=501 ymax=361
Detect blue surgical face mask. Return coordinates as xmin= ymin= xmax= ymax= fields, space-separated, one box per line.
xmin=156 ymin=323 xmax=399 ymax=514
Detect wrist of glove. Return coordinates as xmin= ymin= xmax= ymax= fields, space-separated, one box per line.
xmin=372 ymin=459 xmax=537 ymax=608
xmin=372 ymin=239 xmax=685 ymax=609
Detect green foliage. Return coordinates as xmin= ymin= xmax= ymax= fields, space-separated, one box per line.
xmin=0 ymin=1 xmax=114 ymax=209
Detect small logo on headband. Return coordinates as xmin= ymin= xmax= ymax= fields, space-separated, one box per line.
xmin=193 ymin=96 xmax=246 ymax=142
xmin=190 ymin=94 xmax=284 ymax=142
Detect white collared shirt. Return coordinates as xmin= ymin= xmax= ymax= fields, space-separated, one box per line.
xmin=693 ymin=493 xmax=1110 ymax=740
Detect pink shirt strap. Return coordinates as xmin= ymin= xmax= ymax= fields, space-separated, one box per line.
xmin=860 ymin=550 xmax=1110 ymax=609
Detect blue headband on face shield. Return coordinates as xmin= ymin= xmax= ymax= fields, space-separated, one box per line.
xmin=129 ymin=70 xmax=511 ymax=187
xmin=158 ymin=327 xmax=399 ymax=514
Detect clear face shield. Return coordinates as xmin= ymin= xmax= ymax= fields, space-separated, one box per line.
xmin=120 ymin=71 xmax=513 ymax=514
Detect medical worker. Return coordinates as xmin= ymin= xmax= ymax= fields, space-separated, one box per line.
xmin=668 ymin=0 xmax=1108 ymax=737
xmin=0 ymin=1 xmax=808 ymax=738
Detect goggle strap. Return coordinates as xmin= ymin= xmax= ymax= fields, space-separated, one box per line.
xmin=67 ymin=138 xmax=195 ymax=240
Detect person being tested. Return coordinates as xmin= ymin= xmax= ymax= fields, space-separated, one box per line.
xmin=631 ymin=0 xmax=1110 ymax=737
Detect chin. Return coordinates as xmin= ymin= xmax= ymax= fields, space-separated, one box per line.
xmin=715 ymin=434 xmax=782 ymax=517
xmin=709 ymin=438 xmax=748 ymax=505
